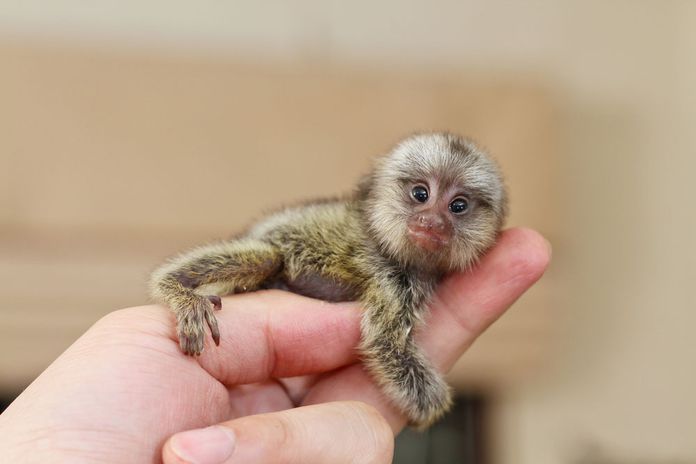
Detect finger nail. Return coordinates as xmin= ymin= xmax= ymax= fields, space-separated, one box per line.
xmin=544 ymin=237 xmax=553 ymax=258
xmin=170 ymin=426 xmax=236 ymax=464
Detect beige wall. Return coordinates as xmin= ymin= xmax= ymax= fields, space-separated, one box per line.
xmin=0 ymin=43 xmax=556 ymax=393
xmin=1 ymin=1 xmax=695 ymax=463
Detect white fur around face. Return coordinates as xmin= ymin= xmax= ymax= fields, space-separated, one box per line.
xmin=365 ymin=132 xmax=507 ymax=271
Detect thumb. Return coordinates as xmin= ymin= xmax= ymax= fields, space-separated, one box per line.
xmin=162 ymin=401 xmax=394 ymax=464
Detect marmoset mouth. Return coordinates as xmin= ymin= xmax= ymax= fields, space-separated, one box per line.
xmin=407 ymin=228 xmax=449 ymax=252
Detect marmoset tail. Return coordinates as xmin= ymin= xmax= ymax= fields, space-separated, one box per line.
xmin=150 ymin=132 xmax=508 ymax=427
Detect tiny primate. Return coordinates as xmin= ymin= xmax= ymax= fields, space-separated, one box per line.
xmin=150 ymin=132 xmax=507 ymax=427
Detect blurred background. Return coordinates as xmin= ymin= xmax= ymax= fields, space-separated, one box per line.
xmin=1 ymin=1 xmax=694 ymax=463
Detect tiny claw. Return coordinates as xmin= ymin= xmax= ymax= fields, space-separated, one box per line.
xmin=180 ymin=335 xmax=197 ymax=356
xmin=207 ymin=295 xmax=222 ymax=310
xmin=179 ymin=336 xmax=188 ymax=354
xmin=204 ymin=308 xmax=221 ymax=346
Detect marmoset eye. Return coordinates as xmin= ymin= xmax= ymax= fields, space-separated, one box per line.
xmin=449 ymin=197 xmax=469 ymax=214
xmin=411 ymin=185 xmax=429 ymax=203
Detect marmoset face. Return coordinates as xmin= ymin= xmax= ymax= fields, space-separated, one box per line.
xmin=365 ymin=133 xmax=507 ymax=272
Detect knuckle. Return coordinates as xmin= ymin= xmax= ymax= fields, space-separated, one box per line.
xmin=91 ymin=305 xmax=174 ymax=344
xmin=260 ymin=413 xmax=296 ymax=449
xmin=93 ymin=307 xmax=142 ymax=329
xmin=97 ymin=305 xmax=169 ymax=329
xmin=343 ymin=402 xmax=394 ymax=462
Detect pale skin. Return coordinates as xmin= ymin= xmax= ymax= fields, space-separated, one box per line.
xmin=0 ymin=228 xmax=550 ymax=463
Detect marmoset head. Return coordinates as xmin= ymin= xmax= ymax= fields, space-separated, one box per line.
xmin=362 ymin=132 xmax=507 ymax=272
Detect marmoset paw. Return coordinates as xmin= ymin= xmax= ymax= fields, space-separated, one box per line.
xmin=406 ymin=372 xmax=452 ymax=429
xmin=176 ymin=295 xmax=221 ymax=356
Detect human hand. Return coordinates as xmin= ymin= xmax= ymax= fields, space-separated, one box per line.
xmin=0 ymin=228 xmax=549 ymax=463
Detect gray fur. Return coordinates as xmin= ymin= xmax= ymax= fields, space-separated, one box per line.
xmin=149 ymin=132 xmax=507 ymax=427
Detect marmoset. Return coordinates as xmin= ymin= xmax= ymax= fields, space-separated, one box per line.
xmin=150 ymin=132 xmax=507 ymax=427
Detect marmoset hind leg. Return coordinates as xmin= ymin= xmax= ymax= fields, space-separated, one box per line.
xmin=359 ymin=279 xmax=452 ymax=428
xmin=149 ymin=239 xmax=282 ymax=355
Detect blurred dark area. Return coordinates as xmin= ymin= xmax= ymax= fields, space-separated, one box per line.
xmin=394 ymin=395 xmax=486 ymax=464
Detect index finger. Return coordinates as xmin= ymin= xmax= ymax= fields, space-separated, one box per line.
xmin=302 ymin=227 xmax=551 ymax=430
xmin=192 ymin=292 xmax=362 ymax=386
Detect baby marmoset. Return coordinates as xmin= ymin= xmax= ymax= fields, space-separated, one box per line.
xmin=150 ymin=132 xmax=507 ymax=427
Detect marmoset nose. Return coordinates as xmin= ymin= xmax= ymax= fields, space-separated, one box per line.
xmin=416 ymin=214 xmax=446 ymax=232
